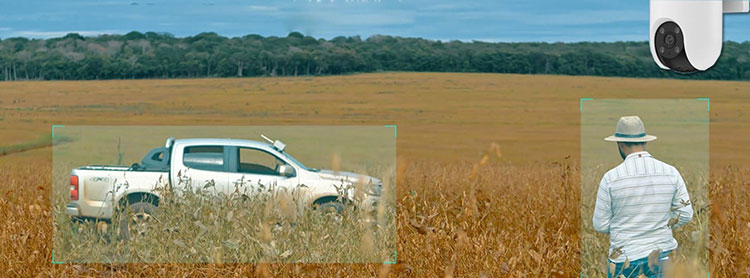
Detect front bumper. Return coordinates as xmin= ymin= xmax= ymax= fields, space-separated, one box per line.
xmin=361 ymin=195 xmax=381 ymax=213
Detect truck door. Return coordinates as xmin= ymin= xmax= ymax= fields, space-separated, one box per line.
xmin=172 ymin=145 xmax=231 ymax=196
xmin=225 ymin=146 xmax=298 ymax=196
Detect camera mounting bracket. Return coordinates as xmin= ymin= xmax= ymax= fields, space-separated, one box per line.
xmin=724 ymin=0 xmax=749 ymax=13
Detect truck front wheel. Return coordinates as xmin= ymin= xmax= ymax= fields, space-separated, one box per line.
xmin=119 ymin=201 xmax=157 ymax=241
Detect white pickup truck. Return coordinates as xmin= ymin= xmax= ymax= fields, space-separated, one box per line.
xmin=65 ymin=136 xmax=382 ymax=238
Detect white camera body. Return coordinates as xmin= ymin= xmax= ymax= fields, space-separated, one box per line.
xmin=650 ymin=0 xmax=749 ymax=73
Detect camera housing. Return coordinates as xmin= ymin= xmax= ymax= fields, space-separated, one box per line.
xmin=650 ymin=0 xmax=749 ymax=73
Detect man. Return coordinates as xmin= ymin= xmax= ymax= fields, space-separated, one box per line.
xmin=593 ymin=116 xmax=693 ymax=278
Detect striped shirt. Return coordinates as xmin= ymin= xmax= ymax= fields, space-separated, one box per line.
xmin=593 ymin=151 xmax=693 ymax=263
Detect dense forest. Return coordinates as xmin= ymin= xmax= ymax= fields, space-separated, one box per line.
xmin=1 ymin=31 xmax=749 ymax=81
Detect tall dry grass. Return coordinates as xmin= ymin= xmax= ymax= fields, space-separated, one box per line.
xmin=1 ymin=73 xmax=750 ymax=276
xmin=398 ymin=148 xmax=580 ymax=277
xmin=1 ymin=145 xmax=749 ymax=276
xmin=52 ymin=168 xmax=397 ymax=264
xmin=710 ymin=167 xmax=750 ymax=276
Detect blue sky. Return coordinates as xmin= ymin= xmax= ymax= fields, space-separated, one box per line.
xmin=1 ymin=0 xmax=749 ymax=42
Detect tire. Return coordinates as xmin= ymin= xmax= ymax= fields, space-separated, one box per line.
xmin=119 ymin=201 xmax=157 ymax=241
xmin=316 ymin=201 xmax=345 ymax=214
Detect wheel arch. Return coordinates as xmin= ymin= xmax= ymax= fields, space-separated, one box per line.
xmin=118 ymin=191 xmax=160 ymax=209
xmin=311 ymin=195 xmax=353 ymax=208
xmin=313 ymin=195 xmax=349 ymax=204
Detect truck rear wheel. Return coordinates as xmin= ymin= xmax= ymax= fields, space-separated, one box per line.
xmin=316 ymin=201 xmax=345 ymax=214
xmin=119 ymin=201 xmax=157 ymax=241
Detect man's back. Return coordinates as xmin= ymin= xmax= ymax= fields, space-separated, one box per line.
xmin=593 ymin=151 xmax=693 ymax=262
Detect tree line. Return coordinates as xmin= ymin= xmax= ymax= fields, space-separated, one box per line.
xmin=1 ymin=31 xmax=749 ymax=81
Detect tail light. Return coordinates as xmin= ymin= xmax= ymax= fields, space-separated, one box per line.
xmin=70 ymin=175 xmax=79 ymax=200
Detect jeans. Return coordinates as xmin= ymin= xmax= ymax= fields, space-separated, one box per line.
xmin=607 ymin=250 xmax=672 ymax=278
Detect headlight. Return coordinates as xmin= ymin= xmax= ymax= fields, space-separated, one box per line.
xmin=367 ymin=182 xmax=383 ymax=197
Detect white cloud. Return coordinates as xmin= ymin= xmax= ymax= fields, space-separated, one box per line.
xmin=290 ymin=9 xmax=415 ymax=26
xmin=7 ymin=30 xmax=122 ymax=38
xmin=208 ymin=22 xmax=229 ymax=27
xmin=69 ymin=1 xmax=126 ymax=7
xmin=420 ymin=2 xmax=479 ymax=11
xmin=420 ymin=8 xmax=643 ymax=26
xmin=248 ymin=5 xmax=279 ymax=12
xmin=529 ymin=10 xmax=644 ymax=26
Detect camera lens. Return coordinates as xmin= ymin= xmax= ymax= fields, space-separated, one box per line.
xmin=654 ymin=21 xmax=697 ymax=73
xmin=664 ymin=34 xmax=676 ymax=48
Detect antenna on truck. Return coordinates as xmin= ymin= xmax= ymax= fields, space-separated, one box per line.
xmin=260 ymin=134 xmax=286 ymax=152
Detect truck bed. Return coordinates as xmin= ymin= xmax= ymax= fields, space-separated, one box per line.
xmin=71 ymin=167 xmax=169 ymax=219
xmin=78 ymin=165 xmax=167 ymax=172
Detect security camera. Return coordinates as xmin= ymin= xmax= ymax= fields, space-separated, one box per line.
xmin=650 ymin=0 xmax=749 ymax=73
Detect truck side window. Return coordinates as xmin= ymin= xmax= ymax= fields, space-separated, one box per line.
xmin=183 ymin=146 xmax=224 ymax=171
xmin=238 ymin=148 xmax=284 ymax=176
xmin=152 ymin=151 xmax=163 ymax=162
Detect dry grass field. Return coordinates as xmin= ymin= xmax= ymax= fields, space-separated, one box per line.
xmin=0 ymin=72 xmax=749 ymax=277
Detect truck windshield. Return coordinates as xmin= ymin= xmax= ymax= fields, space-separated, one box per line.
xmin=282 ymin=151 xmax=319 ymax=172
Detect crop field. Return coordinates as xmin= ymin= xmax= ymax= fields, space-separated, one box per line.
xmin=0 ymin=72 xmax=749 ymax=277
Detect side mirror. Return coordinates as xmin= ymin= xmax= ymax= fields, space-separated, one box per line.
xmin=279 ymin=165 xmax=296 ymax=177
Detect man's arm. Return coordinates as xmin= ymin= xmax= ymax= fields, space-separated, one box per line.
xmin=671 ymin=168 xmax=693 ymax=229
xmin=593 ymin=175 xmax=612 ymax=234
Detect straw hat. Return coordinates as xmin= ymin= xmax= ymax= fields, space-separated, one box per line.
xmin=604 ymin=116 xmax=657 ymax=142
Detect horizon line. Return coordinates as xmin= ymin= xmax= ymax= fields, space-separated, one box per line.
xmin=2 ymin=31 xmax=750 ymax=44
